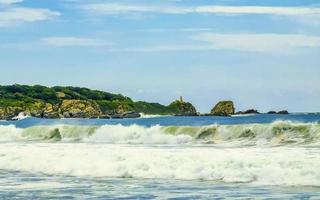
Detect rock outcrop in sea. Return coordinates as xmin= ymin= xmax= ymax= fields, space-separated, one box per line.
xmin=236 ymin=109 xmax=260 ymax=115
xmin=169 ymin=97 xmax=198 ymax=116
xmin=210 ymin=101 xmax=235 ymax=116
xmin=267 ymin=110 xmax=289 ymax=114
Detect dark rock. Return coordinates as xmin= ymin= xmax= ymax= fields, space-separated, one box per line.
xmin=267 ymin=110 xmax=289 ymax=114
xmin=111 ymin=114 xmax=124 ymax=119
xmin=5 ymin=115 xmax=18 ymax=121
xmin=277 ymin=110 xmax=289 ymax=114
xmin=199 ymin=113 xmax=213 ymax=116
xmin=122 ymin=112 xmax=141 ymax=118
xmin=89 ymin=116 xmax=99 ymax=119
xmin=174 ymin=112 xmax=200 ymax=116
xmin=236 ymin=109 xmax=260 ymax=115
xmin=43 ymin=112 xmax=60 ymax=119
xmin=110 ymin=112 xmax=141 ymax=119
xmin=100 ymin=115 xmax=111 ymax=119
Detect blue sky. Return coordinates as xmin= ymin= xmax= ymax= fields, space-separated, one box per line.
xmin=0 ymin=0 xmax=319 ymax=112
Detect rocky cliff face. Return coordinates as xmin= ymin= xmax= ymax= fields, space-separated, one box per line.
xmin=60 ymin=100 xmax=102 ymax=118
xmin=210 ymin=101 xmax=235 ymax=116
xmin=0 ymin=102 xmax=47 ymax=120
xmin=0 ymin=100 xmax=103 ymax=120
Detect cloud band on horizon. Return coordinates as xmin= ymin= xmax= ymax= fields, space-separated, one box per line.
xmin=82 ymin=3 xmax=320 ymax=16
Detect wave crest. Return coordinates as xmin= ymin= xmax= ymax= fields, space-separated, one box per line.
xmin=0 ymin=143 xmax=319 ymax=186
xmin=0 ymin=121 xmax=319 ymax=146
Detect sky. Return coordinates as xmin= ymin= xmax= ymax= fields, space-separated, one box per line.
xmin=0 ymin=0 xmax=319 ymax=113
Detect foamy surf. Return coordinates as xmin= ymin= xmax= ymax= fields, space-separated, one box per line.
xmin=0 ymin=143 xmax=319 ymax=186
xmin=0 ymin=121 xmax=319 ymax=146
xmin=11 ymin=112 xmax=30 ymax=121
xmin=0 ymin=117 xmax=320 ymax=189
xmin=139 ymin=113 xmax=169 ymax=118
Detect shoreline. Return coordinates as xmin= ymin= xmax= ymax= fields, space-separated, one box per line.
xmin=2 ymin=112 xmax=313 ymax=122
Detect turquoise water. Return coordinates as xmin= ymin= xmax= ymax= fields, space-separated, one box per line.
xmin=0 ymin=114 xmax=320 ymax=199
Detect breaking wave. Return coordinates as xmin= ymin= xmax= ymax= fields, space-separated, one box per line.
xmin=0 ymin=143 xmax=319 ymax=186
xmin=0 ymin=121 xmax=320 ymax=146
xmin=139 ymin=113 xmax=169 ymax=118
xmin=0 ymin=120 xmax=320 ymax=186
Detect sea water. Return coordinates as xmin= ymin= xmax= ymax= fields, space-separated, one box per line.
xmin=0 ymin=114 xmax=320 ymax=199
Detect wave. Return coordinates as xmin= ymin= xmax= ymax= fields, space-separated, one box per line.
xmin=11 ymin=112 xmax=30 ymax=121
xmin=0 ymin=143 xmax=319 ymax=186
xmin=1 ymin=121 xmax=320 ymax=186
xmin=139 ymin=113 xmax=170 ymax=118
xmin=0 ymin=121 xmax=320 ymax=146
xmin=231 ymin=114 xmax=257 ymax=117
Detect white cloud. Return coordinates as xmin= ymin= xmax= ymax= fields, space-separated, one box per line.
xmin=106 ymin=33 xmax=320 ymax=53
xmin=82 ymin=3 xmax=320 ymax=16
xmin=195 ymin=6 xmax=320 ymax=15
xmin=41 ymin=37 xmax=107 ymax=47
xmin=140 ymin=28 xmax=215 ymax=33
xmin=0 ymin=0 xmax=23 ymax=4
xmin=0 ymin=7 xmax=60 ymax=26
xmin=192 ymin=33 xmax=320 ymax=53
xmin=109 ymin=44 xmax=213 ymax=52
xmin=82 ymin=4 xmax=189 ymax=14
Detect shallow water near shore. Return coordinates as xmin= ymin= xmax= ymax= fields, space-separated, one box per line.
xmin=0 ymin=114 xmax=320 ymax=199
xmin=1 ymin=171 xmax=319 ymax=199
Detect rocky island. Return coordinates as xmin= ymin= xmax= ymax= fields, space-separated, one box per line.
xmin=210 ymin=101 xmax=235 ymax=116
xmin=0 ymin=84 xmax=198 ymax=120
xmin=0 ymin=84 xmax=290 ymax=120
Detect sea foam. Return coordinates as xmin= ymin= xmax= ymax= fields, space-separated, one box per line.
xmin=0 ymin=121 xmax=319 ymax=146
xmin=0 ymin=143 xmax=319 ymax=186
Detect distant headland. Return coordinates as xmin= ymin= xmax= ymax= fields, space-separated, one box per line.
xmin=0 ymin=84 xmax=288 ymax=120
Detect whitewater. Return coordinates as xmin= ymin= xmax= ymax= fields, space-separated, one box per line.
xmin=0 ymin=114 xmax=320 ymax=199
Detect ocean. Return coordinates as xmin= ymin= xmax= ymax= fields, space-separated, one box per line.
xmin=0 ymin=114 xmax=320 ymax=199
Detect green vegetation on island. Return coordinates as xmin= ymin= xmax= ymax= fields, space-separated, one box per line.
xmin=0 ymin=84 xmax=290 ymax=120
xmin=0 ymin=84 xmax=198 ymax=120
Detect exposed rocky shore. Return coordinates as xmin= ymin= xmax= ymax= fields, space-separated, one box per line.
xmin=0 ymin=85 xmax=198 ymax=120
xmin=0 ymin=84 xmax=289 ymax=120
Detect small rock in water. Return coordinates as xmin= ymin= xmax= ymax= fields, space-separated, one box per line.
xmin=236 ymin=109 xmax=260 ymax=115
xmin=277 ymin=110 xmax=289 ymax=114
xmin=267 ymin=110 xmax=289 ymax=114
